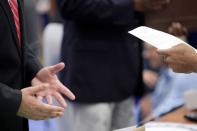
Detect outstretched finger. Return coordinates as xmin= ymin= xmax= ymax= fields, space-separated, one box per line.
xmin=50 ymin=112 xmax=64 ymax=118
xmin=48 ymin=62 xmax=65 ymax=75
xmin=37 ymin=96 xmax=43 ymax=102
xmin=53 ymin=92 xmax=67 ymax=108
xmin=42 ymin=103 xmax=64 ymax=112
xmin=38 ymin=103 xmax=65 ymax=118
xmin=59 ymin=82 xmax=75 ymax=100
xmin=46 ymin=95 xmax=53 ymax=105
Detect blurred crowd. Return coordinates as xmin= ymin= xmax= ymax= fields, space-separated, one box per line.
xmin=25 ymin=0 xmax=197 ymax=131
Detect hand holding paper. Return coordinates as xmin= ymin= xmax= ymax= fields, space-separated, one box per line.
xmin=129 ymin=26 xmax=197 ymax=73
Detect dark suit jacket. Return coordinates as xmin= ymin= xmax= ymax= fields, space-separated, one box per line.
xmin=60 ymin=0 xmax=144 ymax=103
xmin=0 ymin=0 xmax=41 ymax=131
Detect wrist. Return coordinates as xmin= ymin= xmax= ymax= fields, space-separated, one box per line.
xmin=192 ymin=47 xmax=197 ymax=73
xmin=17 ymin=89 xmax=31 ymax=119
xmin=194 ymin=50 xmax=197 ymax=73
xmin=17 ymin=89 xmax=24 ymax=117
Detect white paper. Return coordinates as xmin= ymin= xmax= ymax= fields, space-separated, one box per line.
xmin=129 ymin=26 xmax=190 ymax=49
xmin=114 ymin=126 xmax=136 ymax=131
xmin=145 ymin=122 xmax=197 ymax=131
xmin=114 ymin=122 xmax=197 ymax=131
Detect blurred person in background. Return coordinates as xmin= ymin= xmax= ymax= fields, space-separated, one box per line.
xmin=24 ymin=0 xmax=42 ymax=57
xmin=140 ymin=44 xmax=162 ymax=119
xmin=141 ymin=46 xmax=197 ymax=120
xmin=140 ymin=23 xmax=197 ymax=120
xmin=58 ymin=0 xmax=170 ymax=131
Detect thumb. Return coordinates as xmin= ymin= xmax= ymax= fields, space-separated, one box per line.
xmin=29 ymin=84 xmax=49 ymax=95
xmin=48 ymin=62 xmax=65 ymax=75
xmin=156 ymin=48 xmax=171 ymax=56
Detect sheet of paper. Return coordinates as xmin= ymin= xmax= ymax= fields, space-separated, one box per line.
xmin=145 ymin=122 xmax=197 ymax=131
xmin=114 ymin=126 xmax=136 ymax=131
xmin=129 ymin=26 xmax=191 ymax=49
xmin=114 ymin=122 xmax=197 ymax=131
xmin=114 ymin=126 xmax=145 ymax=131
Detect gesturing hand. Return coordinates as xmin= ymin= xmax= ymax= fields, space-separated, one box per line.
xmin=31 ymin=62 xmax=75 ymax=108
xmin=157 ymin=44 xmax=197 ymax=73
xmin=17 ymin=84 xmax=65 ymax=120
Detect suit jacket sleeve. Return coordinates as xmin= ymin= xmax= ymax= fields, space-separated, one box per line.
xmin=61 ymin=0 xmax=135 ymax=25
xmin=0 ymin=83 xmax=22 ymax=119
xmin=0 ymin=42 xmax=41 ymax=120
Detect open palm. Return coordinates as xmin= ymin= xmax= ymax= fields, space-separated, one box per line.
xmin=31 ymin=62 xmax=75 ymax=108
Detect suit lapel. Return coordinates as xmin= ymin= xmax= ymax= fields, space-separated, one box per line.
xmin=0 ymin=0 xmax=21 ymax=56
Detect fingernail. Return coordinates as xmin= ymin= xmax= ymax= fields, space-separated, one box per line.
xmin=63 ymin=104 xmax=67 ymax=109
xmin=60 ymin=107 xmax=65 ymax=111
xmin=71 ymin=96 xmax=76 ymax=100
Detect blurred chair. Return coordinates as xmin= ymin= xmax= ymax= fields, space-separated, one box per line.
xmin=29 ymin=22 xmax=64 ymax=131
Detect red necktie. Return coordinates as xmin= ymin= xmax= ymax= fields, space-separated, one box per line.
xmin=9 ymin=0 xmax=21 ymax=47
